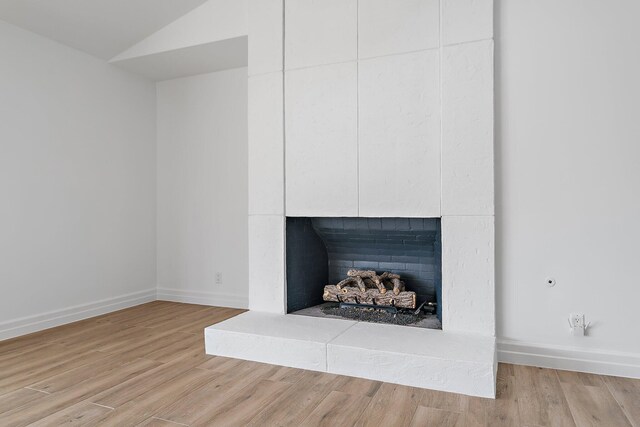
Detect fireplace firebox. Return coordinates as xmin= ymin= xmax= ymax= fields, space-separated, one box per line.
xmin=286 ymin=217 xmax=442 ymax=328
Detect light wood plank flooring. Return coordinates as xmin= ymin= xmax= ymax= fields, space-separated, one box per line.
xmin=0 ymin=301 xmax=638 ymax=426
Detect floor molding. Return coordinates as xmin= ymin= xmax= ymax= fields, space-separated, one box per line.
xmin=157 ymin=287 xmax=248 ymax=310
xmin=0 ymin=288 xmax=156 ymax=341
xmin=498 ymin=339 xmax=640 ymax=379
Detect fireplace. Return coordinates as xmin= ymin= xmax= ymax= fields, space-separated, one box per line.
xmin=206 ymin=0 xmax=496 ymax=398
xmin=286 ymin=217 xmax=442 ymax=329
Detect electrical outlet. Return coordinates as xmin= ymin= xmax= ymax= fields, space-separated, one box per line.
xmin=215 ymin=272 xmax=222 ymax=285
xmin=569 ymin=313 xmax=584 ymax=328
xmin=568 ymin=313 xmax=589 ymax=336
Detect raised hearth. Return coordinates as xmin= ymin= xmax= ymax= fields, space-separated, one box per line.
xmin=205 ymin=312 xmax=496 ymax=397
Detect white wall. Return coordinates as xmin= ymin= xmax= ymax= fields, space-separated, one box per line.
xmin=109 ymin=0 xmax=248 ymax=82
xmin=156 ymin=68 xmax=248 ymax=308
xmin=497 ymin=0 xmax=640 ymax=372
xmin=0 ymin=20 xmax=157 ymax=339
xmin=111 ymin=0 xmax=247 ymax=62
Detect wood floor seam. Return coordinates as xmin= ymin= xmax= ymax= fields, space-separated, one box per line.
xmin=23 ymin=386 xmax=50 ymax=395
xmin=602 ymin=374 xmax=637 ymax=427
xmin=89 ymin=401 xmax=114 ymax=410
xmin=151 ymin=416 xmax=190 ymax=426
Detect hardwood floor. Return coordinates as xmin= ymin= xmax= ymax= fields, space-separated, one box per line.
xmin=0 ymin=302 xmax=638 ymax=426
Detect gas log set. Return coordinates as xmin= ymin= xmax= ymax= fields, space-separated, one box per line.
xmin=323 ymin=269 xmax=417 ymax=309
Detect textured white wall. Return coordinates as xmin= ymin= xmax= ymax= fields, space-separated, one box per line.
xmin=247 ymin=0 xmax=285 ymax=313
xmin=0 ymin=20 xmax=157 ymax=338
xmin=496 ymin=0 xmax=640 ymax=360
xmin=156 ymin=68 xmax=248 ymax=308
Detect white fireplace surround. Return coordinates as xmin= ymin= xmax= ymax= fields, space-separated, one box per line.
xmin=206 ymin=0 xmax=496 ymax=398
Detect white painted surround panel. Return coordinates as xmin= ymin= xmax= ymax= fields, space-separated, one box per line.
xmin=442 ymin=216 xmax=495 ymax=336
xmin=285 ymin=0 xmax=357 ymax=70
xmin=248 ymin=72 xmax=284 ymax=215
xmin=442 ymin=40 xmax=494 ymax=216
xmin=248 ymin=215 xmax=286 ymax=313
xmin=285 ymin=62 xmax=359 ymax=217
xmin=357 ymin=0 xmax=439 ymax=59
xmin=359 ymin=50 xmax=441 ymax=217
xmin=441 ymin=0 xmax=493 ymax=46
xmin=248 ymin=0 xmax=282 ymax=76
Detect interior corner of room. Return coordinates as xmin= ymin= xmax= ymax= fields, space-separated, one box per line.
xmin=0 ymin=0 xmax=250 ymax=342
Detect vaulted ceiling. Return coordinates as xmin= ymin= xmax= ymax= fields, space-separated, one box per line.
xmin=0 ymin=0 xmax=209 ymax=59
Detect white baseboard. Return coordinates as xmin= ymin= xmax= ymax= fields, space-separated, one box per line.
xmin=157 ymin=287 xmax=248 ymax=309
xmin=498 ymin=339 xmax=640 ymax=379
xmin=0 ymin=288 xmax=157 ymax=342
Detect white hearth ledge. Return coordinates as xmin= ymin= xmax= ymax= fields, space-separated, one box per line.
xmin=205 ymin=311 xmax=497 ymax=398
xmin=205 ymin=311 xmax=356 ymax=371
